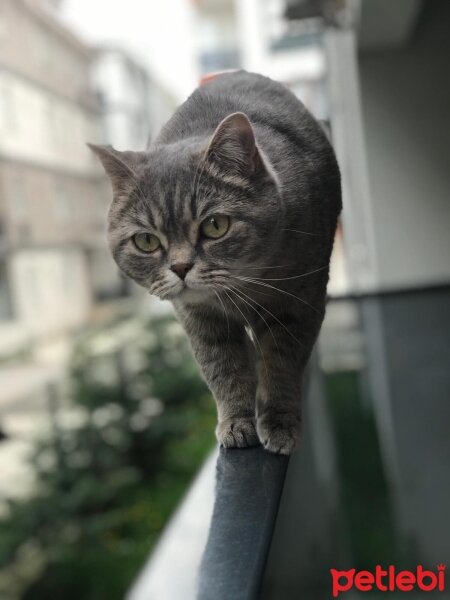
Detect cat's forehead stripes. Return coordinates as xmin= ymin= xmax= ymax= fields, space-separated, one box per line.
xmin=135 ymin=171 xmax=197 ymax=244
xmin=203 ymin=161 xmax=251 ymax=191
xmin=194 ymin=180 xmax=254 ymax=221
xmin=174 ymin=180 xmax=193 ymax=226
xmin=112 ymin=186 xmax=157 ymax=231
xmin=151 ymin=201 xmax=165 ymax=232
xmin=113 ymin=148 xmax=255 ymax=244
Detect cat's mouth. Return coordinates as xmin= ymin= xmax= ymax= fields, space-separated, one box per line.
xmin=157 ymin=278 xmax=214 ymax=303
xmin=176 ymin=283 xmax=213 ymax=304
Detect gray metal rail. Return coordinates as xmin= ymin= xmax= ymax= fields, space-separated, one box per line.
xmin=128 ymin=447 xmax=289 ymax=600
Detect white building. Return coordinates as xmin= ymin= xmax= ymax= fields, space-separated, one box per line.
xmin=92 ymin=46 xmax=175 ymax=151
xmin=0 ymin=0 xmax=126 ymax=362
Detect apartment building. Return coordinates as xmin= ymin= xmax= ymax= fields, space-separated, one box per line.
xmin=0 ymin=0 xmax=125 ymax=360
xmin=92 ymin=45 xmax=175 ymax=151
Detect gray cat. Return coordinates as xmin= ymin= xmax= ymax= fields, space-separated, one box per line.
xmin=89 ymin=70 xmax=341 ymax=454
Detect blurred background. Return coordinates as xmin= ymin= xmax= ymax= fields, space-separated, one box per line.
xmin=0 ymin=1 xmax=449 ymax=598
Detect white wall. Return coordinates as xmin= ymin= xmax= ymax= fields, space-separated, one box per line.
xmin=93 ymin=49 xmax=175 ymax=150
xmin=0 ymin=70 xmax=99 ymax=173
xmin=93 ymin=52 xmax=145 ymax=110
xmin=359 ymin=7 xmax=450 ymax=289
xmin=8 ymin=248 xmax=91 ymax=338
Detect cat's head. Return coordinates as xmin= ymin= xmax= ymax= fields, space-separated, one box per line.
xmin=89 ymin=112 xmax=281 ymax=304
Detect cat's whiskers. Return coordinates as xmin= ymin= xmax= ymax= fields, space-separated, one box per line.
xmin=211 ymin=286 xmax=230 ymax=341
xmin=215 ymin=283 xmax=269 ymax=382
xmin=204 ymin=269 xmax=231 ymax=278
xmin=244 ymin=265 xmax=328 ymax=282
xmin=230 ymin=264 xmax=294 ymax=271
xmin=225 ymin=282 xmax=284 ymax=361
xmin=233 ymin=276 xmax=320 ymax=314
xmin=232 ymin=281 xmax=307 ymax=351
xmin=211 ymin=275 xmax=272 ymax=298
xmin=283 ymin=228 xmax=320 ymax=236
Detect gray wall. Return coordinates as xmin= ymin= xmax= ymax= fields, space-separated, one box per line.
xmin=359 ymin=1 xmax=450 ymax=290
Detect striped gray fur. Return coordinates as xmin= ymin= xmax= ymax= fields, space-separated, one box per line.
xmin=89 ymin=71 xmax=341 ymax=455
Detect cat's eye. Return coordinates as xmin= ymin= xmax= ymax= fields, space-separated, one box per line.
xmin=200 ymin=215 xmax=230 ymax=239
xmin=133 ymin=232 xmax=161 ymax=253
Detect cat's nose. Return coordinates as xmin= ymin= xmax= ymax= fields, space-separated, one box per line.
xmin=170 ymin=262 xmax=193 ymax=280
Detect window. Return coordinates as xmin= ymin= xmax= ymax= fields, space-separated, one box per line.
xmin=52 ymin=179 xmax=72 ymax=223
xmin=264 ymin=0 xmax=323 ymax=52
xmin=0 ymin=83 xmax=18 ymax=134
xmin=88 ymin=248 xmax=132 ymax=302
xmin=8 ymin=174 xmax=28 ymax=224
xmin=0 ymin=261 xmax=13 ymax=320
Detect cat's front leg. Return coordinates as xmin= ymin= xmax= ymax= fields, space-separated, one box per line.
xmin=255 ymin=312 xmax=321 ymax=455
xmin=174 ymin=303 xmax=259 ymax=448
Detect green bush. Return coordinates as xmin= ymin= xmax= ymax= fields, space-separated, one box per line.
xmin=0 ymin=314 xmax=216 ymax=600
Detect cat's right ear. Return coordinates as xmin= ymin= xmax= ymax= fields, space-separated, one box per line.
xmin=204 ymin=113 xmax=280 ymax=189
xmin=205 ymin=112 xmax=265 ymax=179
xmin=87 ymin=143 xmax=146 ymax=196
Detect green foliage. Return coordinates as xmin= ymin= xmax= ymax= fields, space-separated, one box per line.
xmin=0 ymin=314 xmax=216 ymax=600
xmin=324 ymin=371 xmax=399 ymax=567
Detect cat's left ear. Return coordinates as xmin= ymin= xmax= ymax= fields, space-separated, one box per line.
xmin=206 ymin=112 xmax=272 ymax=180
xmin=87 ymin=143 xmax=147 ymax=197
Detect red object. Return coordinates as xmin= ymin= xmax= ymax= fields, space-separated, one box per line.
xmin=199 ymin=69 xmax=237 ymax=86
xmin=199 ymin=72 xmax=220 ymax=86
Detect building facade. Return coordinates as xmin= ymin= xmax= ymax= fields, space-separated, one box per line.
xmin=92 ymin=45 xmax=175 ymax=151
xmin=0 ymin=0 xmax=125 ymax=360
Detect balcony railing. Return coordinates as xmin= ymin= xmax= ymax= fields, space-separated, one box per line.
xmin=127 ymin=286 xmax=450 ymax=599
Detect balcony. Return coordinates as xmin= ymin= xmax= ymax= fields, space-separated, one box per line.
xmin=128 ymin=286 xmax=450 ymax=599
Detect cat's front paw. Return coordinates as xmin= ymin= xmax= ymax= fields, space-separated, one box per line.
xmin=256 ymin=412 xmax=301 ymax=455
xmin=216 ymin=417 xmax=260 ymax=449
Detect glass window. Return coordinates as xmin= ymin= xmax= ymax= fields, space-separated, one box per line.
xmin=8 ymin=174 xmax=28 ymax=224
xmin=0 ymin=261 xmax=13 ymax=320
xmin=0 ymin=83 xmax=18 ymax=134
